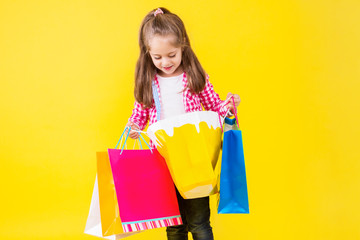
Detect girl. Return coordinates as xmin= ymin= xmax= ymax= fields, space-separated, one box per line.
xmin=126 ymin=7 xmax=240 ymax=240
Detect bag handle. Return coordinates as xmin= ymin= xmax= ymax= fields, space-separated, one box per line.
xmin=219 ymin=96 xmax=240 ymax=132
xmin=114 ymin=126 xmax=153 ymax=154
xmin=217 ymin=111 xmax=224 ymax=132
xmin=137 ymin=132 xmax=153 ymax=153
xmin=115 ymin=126 xmax=131 ymax=150
xmin=230 ymin=96 xmax=240 ymax=128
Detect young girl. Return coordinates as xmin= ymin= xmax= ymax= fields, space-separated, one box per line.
xmin=126 ymin=7 xmax=240 ymax=240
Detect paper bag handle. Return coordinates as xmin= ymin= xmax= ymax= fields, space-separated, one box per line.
xmin=219 ymin=96 xmax=240 ymax=132
xmin=230 ymin=96 xmax=240 ymax=128
xmin=114 ymin=126 xmax=153 ymax=154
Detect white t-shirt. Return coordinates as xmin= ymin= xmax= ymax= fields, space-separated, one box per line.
xmin=157 ymin=73 xmax=186 ymax=120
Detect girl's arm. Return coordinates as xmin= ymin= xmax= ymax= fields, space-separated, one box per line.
xmin=127 ymin=101 xmax=150 ymax=139
xmin=199 ymin=74 xmax=231 ymax=117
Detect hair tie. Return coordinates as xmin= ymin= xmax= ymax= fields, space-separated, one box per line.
xmin=154 ymin=8 xmax=164 ymax=17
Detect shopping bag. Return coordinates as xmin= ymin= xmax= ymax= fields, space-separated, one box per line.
xmin=84 ymin=175 xmax=137 ymax=239
xmin=108 ymin=128 xmax=182 ymax=233
xmin=218 ymin=97 xmax=250 ymax=214
xmin=96 ymin=152 xmax=124 ymax=236
xmin=147 ymin=111 xmax=222 ymax=199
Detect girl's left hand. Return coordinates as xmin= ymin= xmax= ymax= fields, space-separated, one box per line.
xmin=226 ymin=92 xmax=241 ymax=113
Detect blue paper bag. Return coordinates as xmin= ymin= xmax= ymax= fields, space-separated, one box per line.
xmin=218 ymin=117 xmax=249 ymax=214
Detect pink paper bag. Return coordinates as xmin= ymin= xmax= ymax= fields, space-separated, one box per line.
xmin=108 ymin=147 xmax=182 ymax=233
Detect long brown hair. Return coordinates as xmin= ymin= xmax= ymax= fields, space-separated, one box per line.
xmin=135 ymin=7 xmax=207 ymax=108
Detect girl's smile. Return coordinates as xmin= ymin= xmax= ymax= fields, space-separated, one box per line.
xmin=163 ymin=65 xmax=173 ymax=71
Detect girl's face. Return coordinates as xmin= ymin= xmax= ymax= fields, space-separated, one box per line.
xmin=148 ymin=34 xmax=183 ymax=77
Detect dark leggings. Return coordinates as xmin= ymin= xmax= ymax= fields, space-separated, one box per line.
xmin=166 ymin=188 xmax=214 ymax=240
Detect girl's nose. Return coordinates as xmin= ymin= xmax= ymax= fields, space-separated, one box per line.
xmin=162 ymin=58 xmax=171 ymax=66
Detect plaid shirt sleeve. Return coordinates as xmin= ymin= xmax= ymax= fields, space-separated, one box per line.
xmin=199 ymin=74 xmax=230 ymax=117
xmin=128 ymin=101 xmax=150 ymax=131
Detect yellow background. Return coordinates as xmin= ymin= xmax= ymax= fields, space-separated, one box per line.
xmin=1 ymin=0 xmax=359 ymax=239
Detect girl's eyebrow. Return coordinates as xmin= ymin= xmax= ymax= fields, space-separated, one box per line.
xmin=151 ymin=51 xmax=177 ymax=56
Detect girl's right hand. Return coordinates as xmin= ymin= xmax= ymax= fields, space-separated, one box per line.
xmin=125 ymin=121 xmax=140 ymax=139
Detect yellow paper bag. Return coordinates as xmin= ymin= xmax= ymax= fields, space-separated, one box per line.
xmin=96 ymin=152 xmax=137 ymax=237
xmin=147 ymin=111 xmax=222 ymax=199
xmin=84 ymin=173 xmax=137 ymax=239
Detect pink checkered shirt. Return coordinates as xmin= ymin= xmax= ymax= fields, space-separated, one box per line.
xmin=129 ymin=71 xmax=230 ymax=133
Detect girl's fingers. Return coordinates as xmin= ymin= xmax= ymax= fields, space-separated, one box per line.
xmin=129 ymin=122 xmax=139 ymax=131
xmin=227 ymin=103 xmax=235 ymax=113
xmin=226 ymin=94 xmax=241 ymax=111
xmin=125 ymin=121 xmax=140 ymax=139
xmin=129 ymin=132 xmax=139 ymax=139
xmin=230 ymin=94 xmax=240 ymax=107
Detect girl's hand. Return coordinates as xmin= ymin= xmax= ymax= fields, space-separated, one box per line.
xmin=125 ymin=121 xmax=140 ymax=139
xmin=226 ymin=92 xmax=241 ymax=113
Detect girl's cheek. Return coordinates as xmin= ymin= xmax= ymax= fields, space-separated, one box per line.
xmin=154 ymin=60 xmax=160 ymax=66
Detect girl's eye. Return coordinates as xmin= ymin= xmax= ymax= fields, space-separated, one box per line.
xmin=153 ymin=55 xmax=175 ymax=60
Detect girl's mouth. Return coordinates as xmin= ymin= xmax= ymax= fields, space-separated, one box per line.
xmin=163 ymin=66 xmax=173 ymax=71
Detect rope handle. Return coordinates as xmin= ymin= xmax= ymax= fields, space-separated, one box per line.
xmin=114 ymin=126 xmax=153 ymax=154
xmin=222 ymin=95 xmax=239 ymax=129
xmin=217 ymin=111 xmax=224 ymax=132
xmin=231 ymin=96 xmax=240 ymax=128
